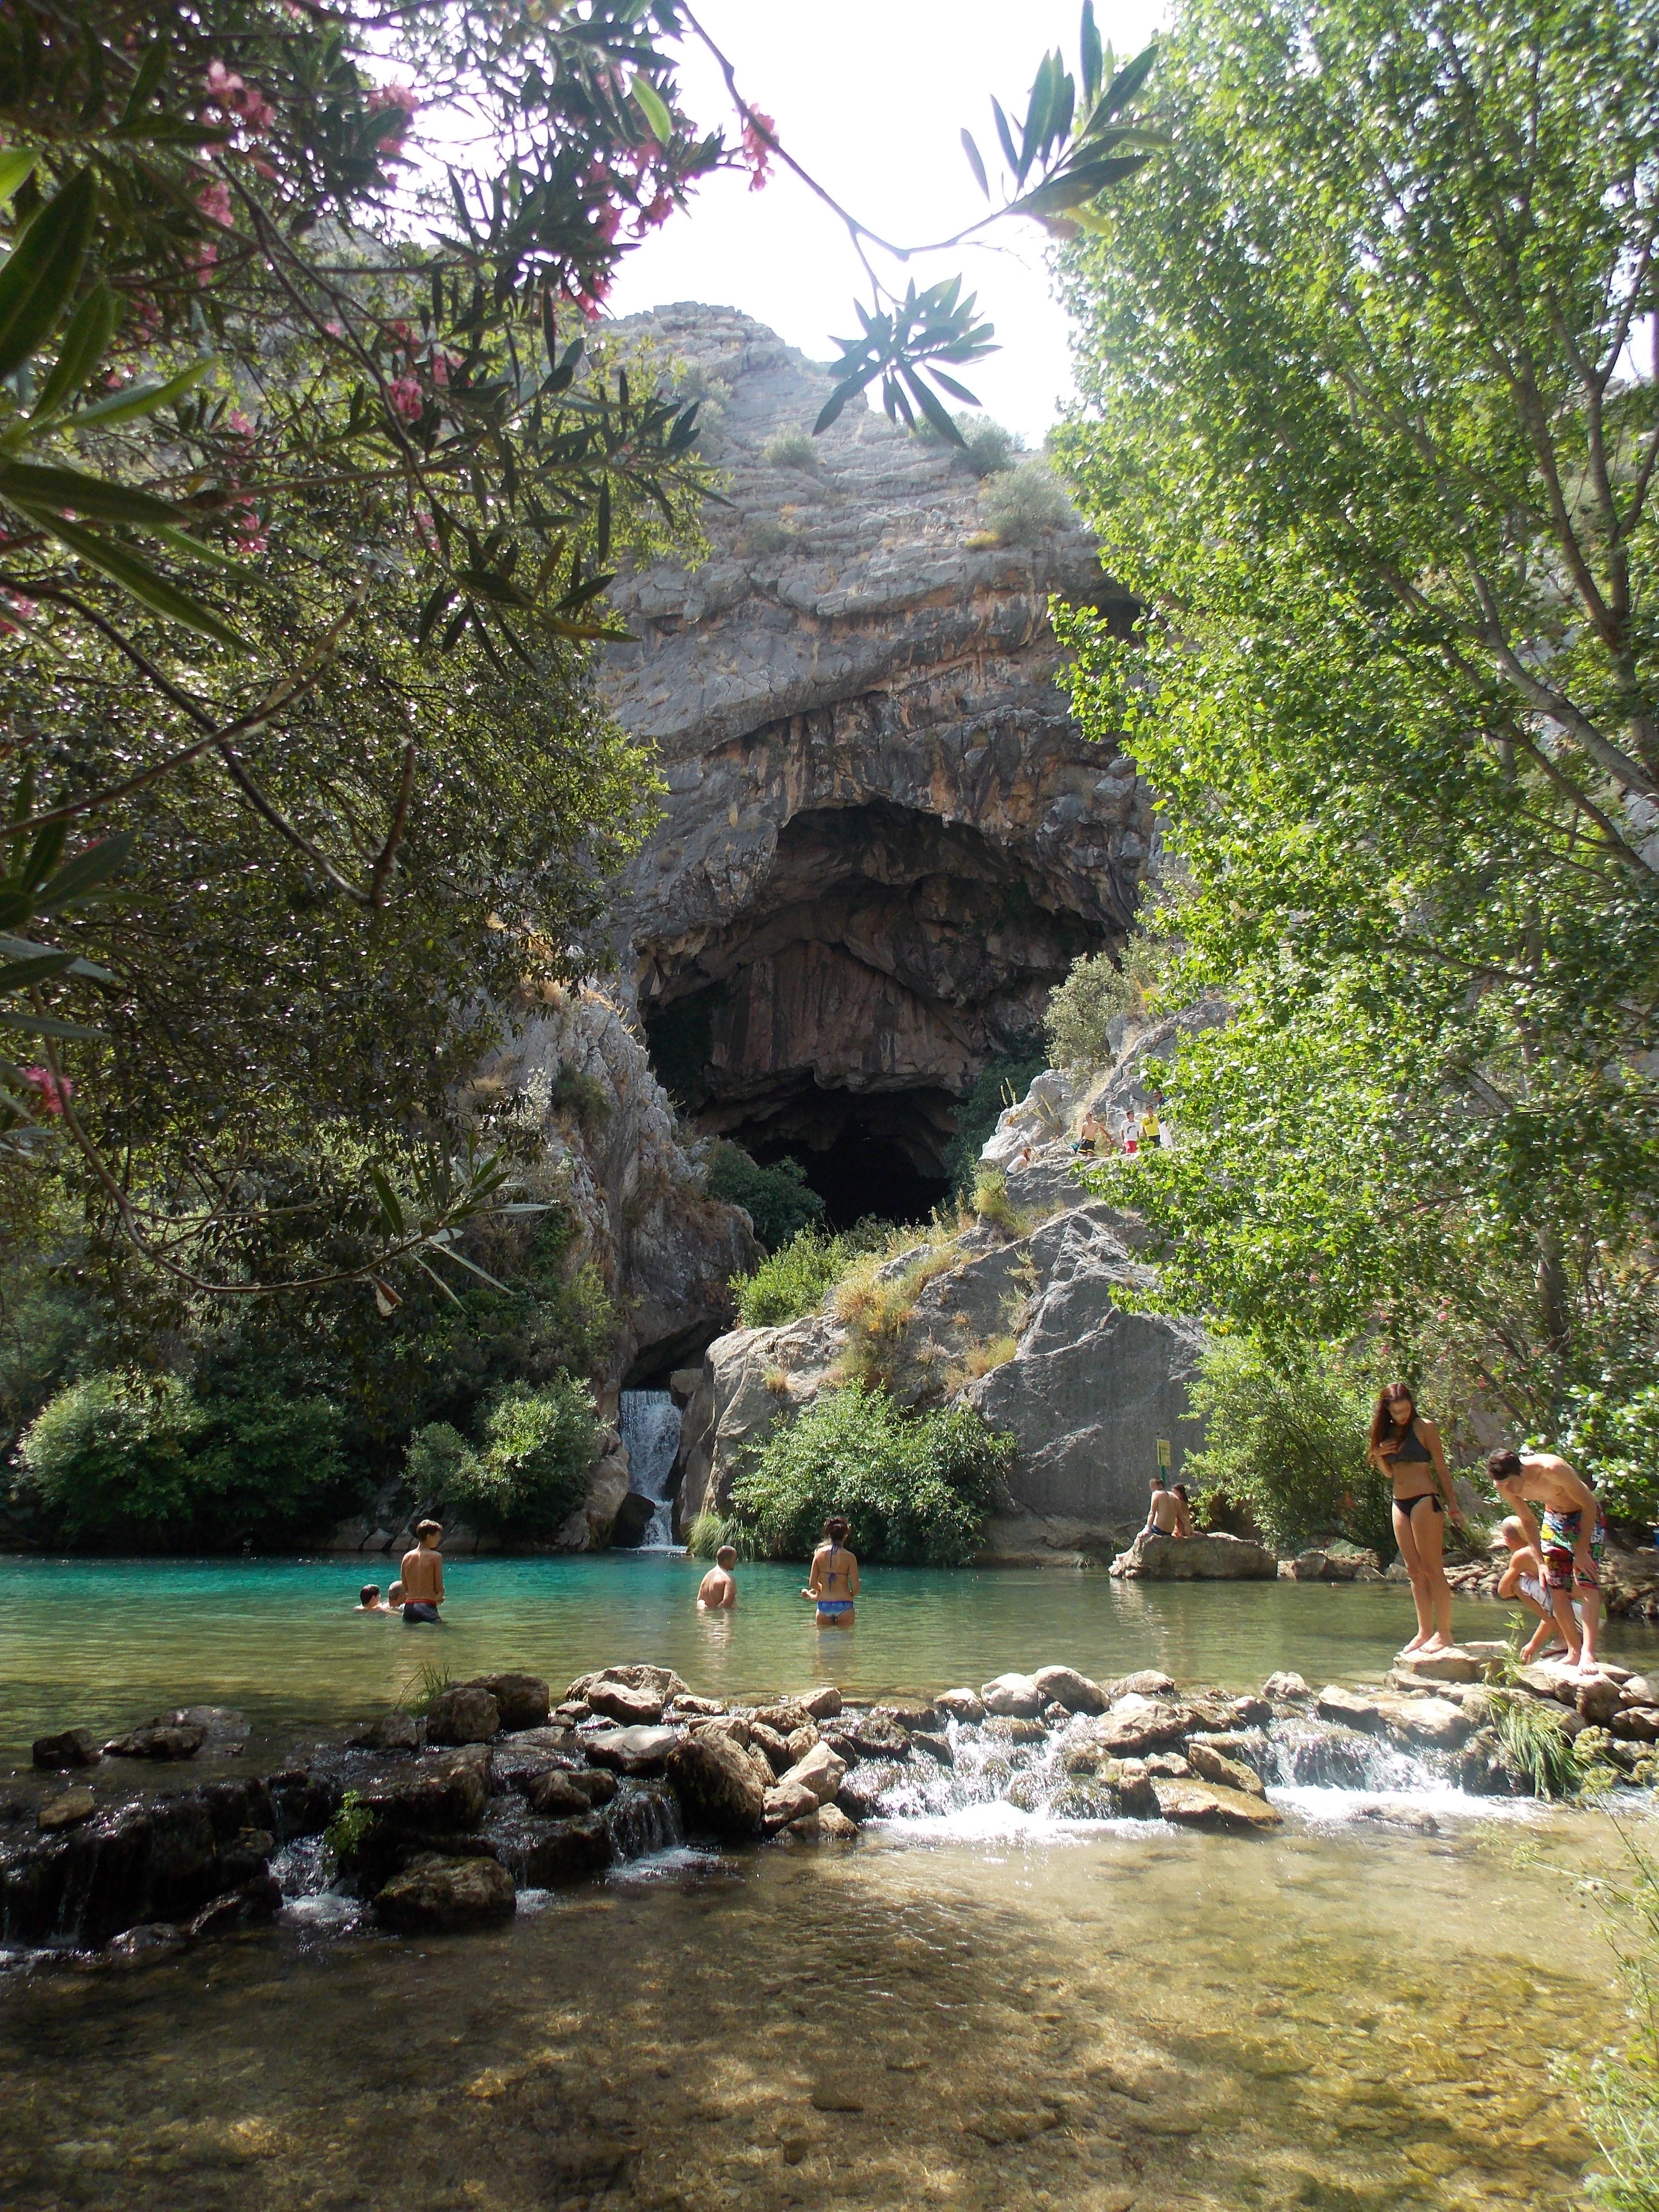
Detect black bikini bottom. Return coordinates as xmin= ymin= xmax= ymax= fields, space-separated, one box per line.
xmin=1394 ymin=1492 xmax=1443 ymax=1516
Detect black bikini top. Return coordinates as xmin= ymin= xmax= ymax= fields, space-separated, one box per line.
xmin=1389 ymin=1423 xmax=1431 ymax=1465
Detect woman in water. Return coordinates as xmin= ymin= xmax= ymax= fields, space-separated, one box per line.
xmin=804 ymin=1515 xmax=859 ymax=1628
xmin=1368 ymin=1382 xmax=1463 ymax=1654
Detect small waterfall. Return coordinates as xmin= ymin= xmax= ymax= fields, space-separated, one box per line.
xmin=619 ymin=1388 xmax=683 ymax=1550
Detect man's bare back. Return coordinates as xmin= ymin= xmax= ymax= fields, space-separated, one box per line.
xmin=1143 ymin=1480 xmax=1182 ymax=1537
xmin=400 ymin=1533 xmax=444 ymax=1606
xmin=697 ymin=1548 xmax=737 ymax=1610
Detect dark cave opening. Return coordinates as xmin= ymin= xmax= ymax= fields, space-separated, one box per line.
xmin=743 ymin=1115 xmax=951 ymax=1231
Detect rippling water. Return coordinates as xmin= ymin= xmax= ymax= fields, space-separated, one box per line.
xmin=6 ymin=1552 xmax=1657 ymax=1760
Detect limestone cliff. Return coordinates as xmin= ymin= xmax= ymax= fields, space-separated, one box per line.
xmin=596 ymin=304 xmax=1151 ymax=1209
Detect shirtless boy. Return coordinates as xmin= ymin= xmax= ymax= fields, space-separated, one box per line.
xmin=399 ymin=1520 xmax=445 ymax=1625
xmin=698 ymin=1545 xmax=738 ymax=1610
xmin=1493 ymin=1517 xmax=1577 ymax=1663
xmin=1488 ymin=1448 xmax=1604 ymax=1671
xmin=1142 ymin=1474 xmax=1184 ymax=1539
xmin=357 ymin=1583 xmax=393 ymax=1614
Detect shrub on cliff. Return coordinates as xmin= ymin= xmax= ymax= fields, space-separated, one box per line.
xmin=707 ymin=1144 xmax=826 ymax=1253
xmin=1046 ymin=944 xmax=1164 ymax=1075
xmin=942 ymin=1051 xmax=1047 ymax=1197
xmin=733 ymin=1226 xmax=868 ymax=1328
xmin=978 ymin=460 xmax=1075 ymax=544
xmin=1180 ymin=1336 xmax=1390 ymax=1556
xmin=726 ymin=1385 xmax=1014 ymax=1565
xmin=20 ymin=1373 xmax=346 ymax=1547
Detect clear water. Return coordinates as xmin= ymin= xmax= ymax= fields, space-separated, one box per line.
xmin=3 ymin=1550 xmax=1657 ymax=1763
xmin=0 ymin=1805 xmax=1623 ymax=2211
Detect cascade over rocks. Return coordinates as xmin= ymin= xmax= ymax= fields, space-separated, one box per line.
xmin=596 ymin=305 xmax=1151 ymax=1215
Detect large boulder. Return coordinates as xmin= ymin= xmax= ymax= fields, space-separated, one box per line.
xmin=1111 ymin=1532 xmax=1277 ymax=1581
xmin=33 ymin=1727 xmax=100 ymax=1770
xmin=1033 ymin=1665 xmax=1107 ymax=1714
xmin=664 ymin=1732 xmax=766 ymax=1838
xmin=517 ymin=1814 xmax=614 ymax=1887
xmin=778 ymin=1742 xmax=847 ymax=1807
xmin=981 ymin=1673 xmax=1044 ymax=1719
xmin=463 ymin=1674 xmax=551 ymax=1732
xmin=583 ymin=1726 xmax=679 ymax=1778
xmin=586 ymin=1680 xmax=666 ymax=1727
xmin=372 ymin=1854 xmax=517 ymax=1931
xmin=425 ymin=1686 xmax=500 ymax=1745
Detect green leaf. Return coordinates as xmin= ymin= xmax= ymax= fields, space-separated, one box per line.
xmin=0 ymin=950 xmax=74 ymax=993
xmin=120 ymin=35 xmax=170 ymax=126
xmin=0 ymin=932 xmax=113 ymax=982
xmin=0 ymin=168 xmax=95 ymax=382
xmin=45 ymin=517 xmax=251 ymax=652
xmin=991 ymin=97 xmax=1021 ymax=174
xmin=369 ymin=1163 xmax=406 ymax=1237
xmin=68 ymin=358 xmax=213 ymax=429
xmin=27 ymin=280 xmax=119 ymax=424
xmin=961 ymin=129 xmax=990 ymax=199
xmin=632 ymin=74 xmax=674 ymax=143
xmin=1098 ymin=43 xmax=1157 ymax=121
xmin=0 ymin=150 xmax=38 ymax=208
xmin=1081 ymin=1 xmax=1104 ymax=102
xmin=0 ymin=457 xmax=186 ymax=526
xmin=0 ymin=1008 xmax=105 ymax=1039
xmin=928 ymin=367 xmax=982 ymax=405
xmin=900 ymin=365 xmax=967 ymax=446
xmin=1010 ymin=152 xmax=1149 ymax=220
xmin=33 ymin=831 xmax=132 ymax=916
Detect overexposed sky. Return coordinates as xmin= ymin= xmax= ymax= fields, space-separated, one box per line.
xmin=607 ymin=2 xmax=1165 ymax=446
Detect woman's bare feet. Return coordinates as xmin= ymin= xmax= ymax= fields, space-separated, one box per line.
xmin=1400 ymin=1631 xmax=1430 ymax=1654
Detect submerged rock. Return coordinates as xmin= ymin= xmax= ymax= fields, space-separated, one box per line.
xmin=348 ymin=1710 xmax=423 ymax=1753
xmin=37 ymin=1789 xmax=97 ymax=1833
xmin=373 ymin=1854 xmax=516 ymax=1932
xmin=1186 ymin=1744 xmax=1266 ymax=1800
xmin=102 ymin=1722 xmax=204 ymax=1761
xmin=518 ymin=1814 xmax=614 ymax=1887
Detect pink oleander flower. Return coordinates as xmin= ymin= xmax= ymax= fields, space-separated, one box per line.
xmin=368 ymin=82 xmax=420 ymax=132
xmin=741 ymin=109 xmax=775 ymax=191
xmin=238 ymin=86 xmax=276 ymax=136
xmin=592 ymin=200 xmax=623 ymax=244
xmin=22 ymin=1067 xmax=72 ymax=1115
xmin=204 ymin=60 xmax=247 ymax=108
xmin=568 ymin=273 xmax=613 ymax=323
xmin=635 ymin=191 xmax=674 ymax=234
xmin=429 ymin=350 xmax=460 ymax=387
xmin=227 ymin=409 xmax=255 ymax=439
xmin=197 ymin=180 xmax=234 ymax=228
xmin=387 ymin=374 xmax=424 ymax=421
xmin=192 ymin=242 xmax=219 ymax=286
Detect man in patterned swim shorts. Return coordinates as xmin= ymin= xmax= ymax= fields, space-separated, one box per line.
xmin=1488 ymin=1447 xmax=1605 ymax=1673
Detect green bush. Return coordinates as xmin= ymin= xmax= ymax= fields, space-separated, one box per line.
xmin=408 ymin=1375 xmax=598 ymax=1534
xmin=731 ymin=1223 xmax=892 ymax=1329
xmin=978 ymin=459 xmax=1074 ymax=545
xmin=20 ymin=1371 xmax=347 ymax=1546
xmin=941 ymin=1050 xmax=1048 ymax=1197
xmin=706 ymin=1143 xmax=826 ymax=1252
xmin=763 ymin=429 xmax=819 ymax=470
xmin=726 ymin=1384 xmax=1015 ymax=1565
xmin=549 ymin=1064 xmax=613 ymax=1131
xmin=1045 ymin=943 xmax=1164 ymax=1075
xmin=922 ymin=409 xmax=1024 ymax=477
xmin=1180 ymin=1335 xmax=1391 ymax=1556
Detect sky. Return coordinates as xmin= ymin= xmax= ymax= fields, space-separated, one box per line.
xmin=606 ymin=1 xmax=1166 ymax=448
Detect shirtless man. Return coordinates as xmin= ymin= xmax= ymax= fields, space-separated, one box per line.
xmin=1141 ymin=1474 xmax=1183 ymax=1539
xmin=399 ymin=1519 xmax=445 ymax=1625
xmin=697 ymin=1545 xmax=738 ymax=1611
xmin=357 ymin=1583 xmax=393 ymax=1614
xmin=1488 ymin=1448 xmax=1604 ymax=1671
xmin=804 ymin=1516 xmax=859 ymax=1627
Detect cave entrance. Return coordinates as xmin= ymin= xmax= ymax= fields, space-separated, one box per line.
xmin=740 ymin=1111 xmax=951 ymax=1230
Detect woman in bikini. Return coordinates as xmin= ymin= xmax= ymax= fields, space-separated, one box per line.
xmin=1368 ymin=1382 xmax=1464 ymax=1655
xmin=804 ymin=1516 xmax=859 ymax=1628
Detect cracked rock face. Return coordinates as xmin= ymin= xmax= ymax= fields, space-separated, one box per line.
xmin=597 ymin=304 xmax=1151 ymax=1202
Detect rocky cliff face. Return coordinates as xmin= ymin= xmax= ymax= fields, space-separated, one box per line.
xmin=597 ymin=304 xmax=1151 ymax=1215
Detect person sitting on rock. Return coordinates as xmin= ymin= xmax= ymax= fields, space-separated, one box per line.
xmin=805 ymin=1516 xmax=858 ymax=1626
xmin=399 ymin=1521 xmax=445 ymax=1625
xmin=698 ymin=1546 xmax=739 ymax=1611
xmin=1494 ymin=1516 xmax=1578 ymax=1663
xmin=1170 ymin=1482 xmax=1196 ymax=1538
xmin=1488 ymin=1447 xmax=1604 ymax=1673
xmin=1141 ymin=1474 xmax=1184 ymax=1539
xmin=357 ymin=1583 xmax=394 ymax=1613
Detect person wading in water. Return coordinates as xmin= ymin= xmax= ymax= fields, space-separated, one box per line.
xmin=1368 ymin=1383 xmax=1463 ymax=1654
xmin=804 ymin=1516 xmax=859 ymax=1628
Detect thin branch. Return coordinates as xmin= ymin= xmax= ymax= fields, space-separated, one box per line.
xmin=369 ymin=739 xmax=417 ymax=906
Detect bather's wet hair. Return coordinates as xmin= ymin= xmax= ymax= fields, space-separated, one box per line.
xmin=823 ymin=1516 xmax=849 ymax=1545
xmin=716 ymin=1546 xmax=737 ymax=1567
xmin=360 ymin=1584 xmax=380 ymax=1606
xmin=1487 ymin=1449 xmax=1523 ymax=1483
xmin=415 ymin=1517 xmax=442 ymax=1540
xmin=1368 ymin=1382 xmax=1417 ymax=1455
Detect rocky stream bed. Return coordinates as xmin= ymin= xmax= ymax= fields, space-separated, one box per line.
xmin=5 ymin=1642 xmax=1653 ymax=1963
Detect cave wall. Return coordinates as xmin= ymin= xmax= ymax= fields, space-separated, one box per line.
xmin=596 ymin=304 xmax=1152 ymax=1200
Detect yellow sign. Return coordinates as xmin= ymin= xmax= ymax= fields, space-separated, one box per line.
xmin=1156 ymin=1437 xmax=1172 ymax=1470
